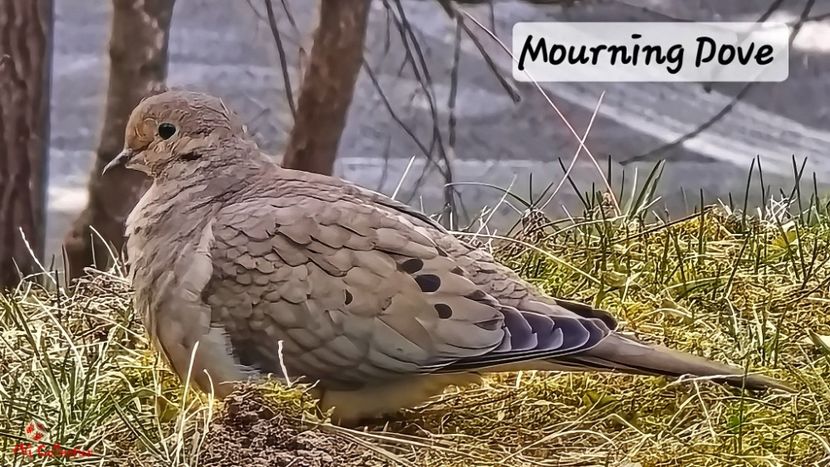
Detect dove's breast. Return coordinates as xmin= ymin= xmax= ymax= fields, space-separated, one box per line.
xmin=124 ymin=181 xmax=252 ymax=396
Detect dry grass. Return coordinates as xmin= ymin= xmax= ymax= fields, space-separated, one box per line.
xmin=1 ymin=177 xmax=829 ymax=466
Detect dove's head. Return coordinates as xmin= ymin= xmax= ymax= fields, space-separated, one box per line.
xmin=103 ymin=90 xmax=247 ymax=177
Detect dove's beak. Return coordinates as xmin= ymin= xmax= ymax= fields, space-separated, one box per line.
xmin=102 ymin=148 xmax=136 ymax=176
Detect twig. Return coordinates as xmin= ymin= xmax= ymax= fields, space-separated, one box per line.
xmin=392 ymin=155 xmax=418 ymax=200
xmin=263 ymin=0 xmax=297 ymax=119
xmin=539 ymin=91 xmax=606 ymax=211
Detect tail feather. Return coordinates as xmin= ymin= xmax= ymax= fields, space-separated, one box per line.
xmin=553 ymin=333 xmax=792 ymax=391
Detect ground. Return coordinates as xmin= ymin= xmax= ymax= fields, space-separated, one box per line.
xmin=192 ymin=389 xmax=384 ymax=467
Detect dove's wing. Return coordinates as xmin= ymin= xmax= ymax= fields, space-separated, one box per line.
xmin=201 ymin=191 xmax=610 ymax=389
xmin=272 ymin=168 xmax=621 ymax=328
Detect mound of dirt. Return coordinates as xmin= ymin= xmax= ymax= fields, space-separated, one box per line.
xmin=199 ymin=388 xmax=385 ymax=467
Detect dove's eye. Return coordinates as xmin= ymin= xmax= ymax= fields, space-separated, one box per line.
xmin=158 ymin=123 xmax=177 ymax=140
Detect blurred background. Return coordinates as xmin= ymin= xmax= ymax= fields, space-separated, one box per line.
xmin=2 ymin=0 xmax=829 ymax=285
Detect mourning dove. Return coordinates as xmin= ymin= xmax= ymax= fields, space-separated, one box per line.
xmin=104 ymin=90 xmax=788 ymax=424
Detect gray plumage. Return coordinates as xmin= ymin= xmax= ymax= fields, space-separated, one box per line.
xmin=106 ymin=90 xmax=789 ymax=424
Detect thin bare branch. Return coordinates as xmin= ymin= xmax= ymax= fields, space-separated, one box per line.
xmin=383 ymin=0 xmax=458 ymax=219
xmin=263 ymin=0 xmax=297 ymax=119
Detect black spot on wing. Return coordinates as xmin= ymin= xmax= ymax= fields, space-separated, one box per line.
xmin=415 ymin=274 xmax=441 ymax=292
xmin=400 ymin=258 xmax=424 ymax=274
xmin=434 ymin=303 xmax=453 ymax=319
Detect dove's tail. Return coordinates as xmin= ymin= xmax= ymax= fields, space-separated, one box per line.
xmin=550 ymin=333 xmax=792 ymax=391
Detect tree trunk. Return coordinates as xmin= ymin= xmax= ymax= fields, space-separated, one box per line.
xmin=0 ymin=0 xmax=53 ymax=288
xmin=63 ymin=0 xmax=175 ymax=280
xmin=280 ymin=0 xmax=371 ymax=175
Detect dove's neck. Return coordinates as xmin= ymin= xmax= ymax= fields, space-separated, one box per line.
xmin=126 ymin=144 xmax=274 ymax=248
